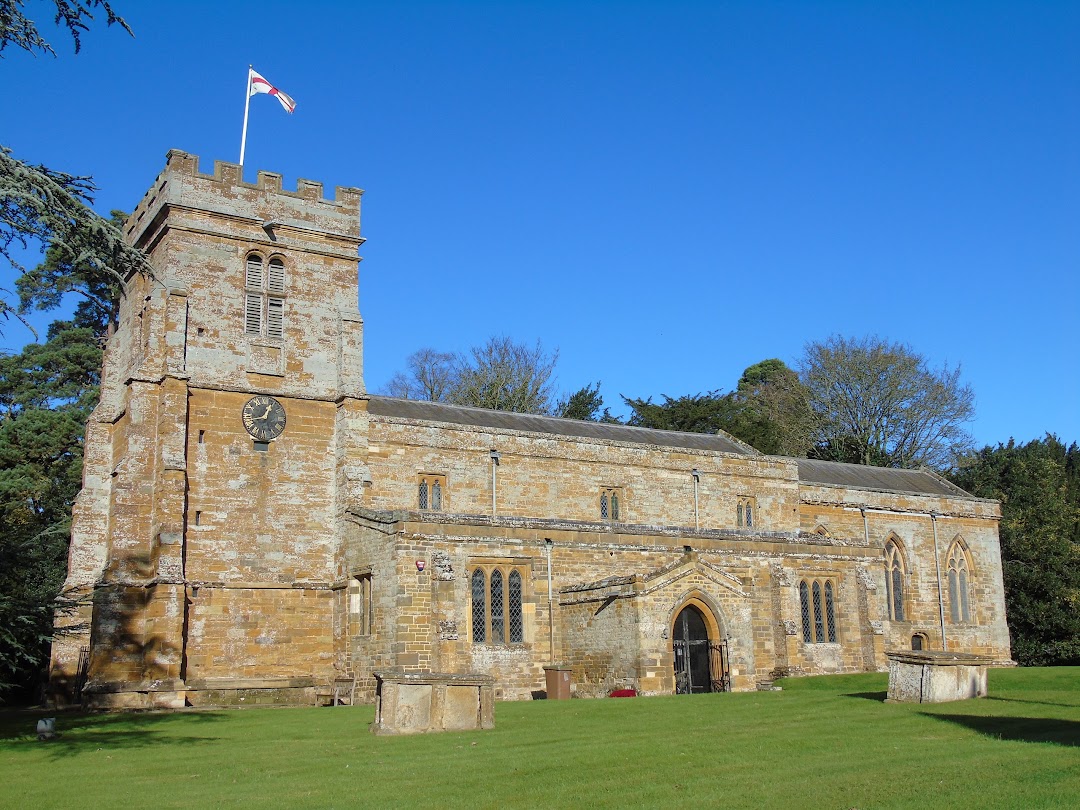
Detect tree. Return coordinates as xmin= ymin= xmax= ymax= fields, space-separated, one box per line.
xmin=382 ymin=337 xmax=560 ymax=415
xmin=724 ymin=359 xmax=815 ymax=456
xmin=799 ymin=335 xmax=974 ymax=469
xmin=557 ymin=381 xmax=605 ymax=421
xmin=0 ymin=319 xmax=105 ymax=698
xmin=623 ymin=390 xmax=736 ymax=434
xmin=1 ymin=2 xmax=148 ymax=331
xmin=950 ymin=436 xmax=1080 ymax=666
xmin=0 ymin=0 xmax=129 ymax=56
xmin=383 ymin=348 xmax=455 ymax=402
xmin=448 ymin=337 xmax=558 ymax=414
xmin=0 ymin=2 xmax=137 ymax=697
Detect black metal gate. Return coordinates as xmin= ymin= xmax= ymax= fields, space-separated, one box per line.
xmin=672 ymin=605 xmax=730 ymax=694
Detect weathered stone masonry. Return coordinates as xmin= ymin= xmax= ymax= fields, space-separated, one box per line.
xmin=49 ymin=152 xmax=1012 ymax=708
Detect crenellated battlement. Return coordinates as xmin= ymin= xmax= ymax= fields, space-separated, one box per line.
xmin=124 ymin=149 xmax=363 ymax=251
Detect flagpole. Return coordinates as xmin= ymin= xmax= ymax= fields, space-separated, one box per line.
xmin=239 ymin=65 xmax=253 ymax=168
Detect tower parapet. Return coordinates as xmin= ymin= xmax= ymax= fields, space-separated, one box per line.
xmin=125 ymin=150 xmax=362 ymax=257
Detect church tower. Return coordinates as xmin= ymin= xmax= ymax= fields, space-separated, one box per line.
xmin=50 ymin=151 xmax=367 ymax=707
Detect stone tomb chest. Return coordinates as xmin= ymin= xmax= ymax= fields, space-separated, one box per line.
xmin=371 ymin=671 xmax=495 ymax=735
xmin=886 ymin=651 xmax=994 ymax=703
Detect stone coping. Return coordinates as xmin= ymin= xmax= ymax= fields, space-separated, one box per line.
xmin=83 ymin=678 xmax=186 ymax=694
xmin=885 ymin=651 xmax=995 ymax=666
xmin=373 ymin=671 xmax=494 ymax=686
xmin=84 ymin=676 xmax=317 ymax=694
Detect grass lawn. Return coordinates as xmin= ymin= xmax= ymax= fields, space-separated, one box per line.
xmin=1 ymin=667 xmax=1078 ymax=809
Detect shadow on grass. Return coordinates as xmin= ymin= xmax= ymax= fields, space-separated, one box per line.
xmin=985 ymin=695 xmax=1080 ymax=709
xmin=843 ymin=691 xmax=888 ymax=702
xmin=0 ymin=709 xmax=226 ymax=758
xmin=921 ymin=713 xmax=1080 ymax=747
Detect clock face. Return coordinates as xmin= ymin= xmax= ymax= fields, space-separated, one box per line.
xmin=242 ymin=395 xmax=286 ymax=442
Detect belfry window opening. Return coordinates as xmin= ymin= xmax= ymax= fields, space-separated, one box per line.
xmin=244 ymin=253 xmax=285 ymax=339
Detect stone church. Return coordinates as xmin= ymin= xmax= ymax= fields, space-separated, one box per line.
xmin=49 ymin=151 xmax=1012 ymax=708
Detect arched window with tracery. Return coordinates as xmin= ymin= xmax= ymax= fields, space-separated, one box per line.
xmin=418 ymin=474 xmax=446 ymax=511
xmin=508 ymin=570 xmax=523 ymax=643
xmin=946 ymin=539 xmax=972 ymax=623
xmin=736 ymin=497 xmax=756 ymax=529
xmin=799 ymin=581 xmax=812 ymax=642
xmin=470 ymin=563 xmax=527 ymax=646
xmin=799 ymin=577 xmax=838 ymax=643
xmin=471 ymin=569 xmax=487 ymax=643
xmin=884 ymin=538 xmax=906 ymax=622
xmin=600 ymin=487 xmax=622 ymax=521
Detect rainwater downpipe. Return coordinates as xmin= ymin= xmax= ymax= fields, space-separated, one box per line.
xmin=545 ymin=538 xmax=555 ymax=664
xmin=930 ymin=512 xmax=947 ymax=651
xmin=489 ymin=449 xmax=501 ymax=516
xmin=691 ymin=468 xmax=701 ymax=531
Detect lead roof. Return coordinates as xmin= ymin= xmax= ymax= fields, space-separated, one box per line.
xmin=366 ymin=395 xmax=976 ymax=499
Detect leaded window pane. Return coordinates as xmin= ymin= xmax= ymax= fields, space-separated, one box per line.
xmin=737 ymin=502 xmax=743 ymax=527
xmin=745 ymin=503 xmax=753 ymax=528
xmin=432 ymin=480 xmax=442 ymax=511
xmin=959 ymin=569 xmax=970 ymax=622
xmin=611 ymin=493 xmax=619 ymax=521
xmin=471 ymin=569 xmax=486 ymax=643
xmin=824 ymin=581 xmax=836 ymax=642
xmin=813 ymin=581 xmax=824 ymax=643
xmin=508 ymin=570 xmax=523 ymax=643
xmin=892 ymin=567 xmax=904 ymax=621
xmin=600 ymin=493 xmax=608 ymax=520
xmin=799 ymin=582 xmax=812 ymax=642
xmin=490 ymin=569 xmax=504 ymax=642
xmin=419 ymin=480 xmax=428 ymax=510
xmin=948 ymin=569 xmax=960 ymax=623
xmin=885 ymin=561 xmax=894 ymax=619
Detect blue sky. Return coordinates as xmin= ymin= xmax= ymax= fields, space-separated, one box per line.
xmin=2 ymin=1 xmax=1077 ymax=448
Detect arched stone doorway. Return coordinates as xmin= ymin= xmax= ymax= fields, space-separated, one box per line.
xmin=671 ymin=601 xmax=730 ymax=694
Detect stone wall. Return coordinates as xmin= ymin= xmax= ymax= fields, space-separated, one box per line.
xmin=366 ymin=415 xmax=799 ymax=531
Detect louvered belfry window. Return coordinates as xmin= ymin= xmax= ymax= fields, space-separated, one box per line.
xmin=245 ymin=253 xmax=285 ymax=338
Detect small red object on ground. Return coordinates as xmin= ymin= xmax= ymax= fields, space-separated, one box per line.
xmin=609 ymin=689 xmax=637 ymax=698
